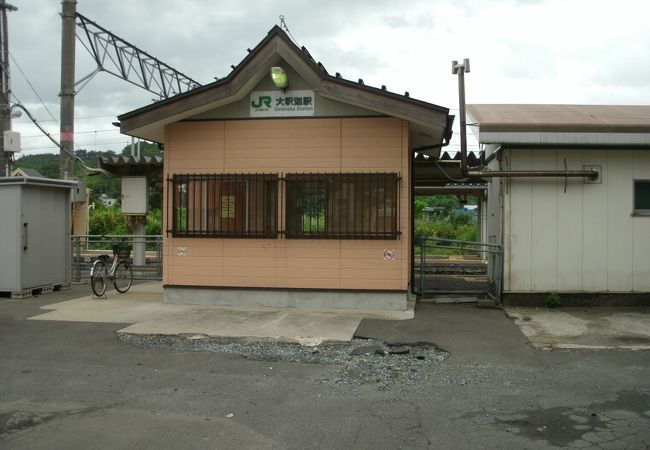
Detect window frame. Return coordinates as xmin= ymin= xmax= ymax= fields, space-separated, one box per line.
xmin=284 ymin=172 xmax=400 ymax=240
xmin=633 ymin=179 xmax=650 ymax=216
xmin=170 ymin=173 xmax=279 ymax=238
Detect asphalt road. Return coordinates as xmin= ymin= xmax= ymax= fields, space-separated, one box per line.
xmin=1 ymin=285 xmax=649 ymax=449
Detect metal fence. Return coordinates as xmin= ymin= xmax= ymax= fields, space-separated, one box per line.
xmin=415 ymin=236 xmax=503 ymax=302
xmin=71 ymin=235 xmax=163 ymax=282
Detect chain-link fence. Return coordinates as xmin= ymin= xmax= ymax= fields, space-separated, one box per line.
xmin=71 ymin=235 xmax=163 ymax=282
xmin=415 ymin=236 xmax=503 ymax=301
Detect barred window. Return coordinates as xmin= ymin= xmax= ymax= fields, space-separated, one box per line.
xmin=285 ymin=173 xmax=400 ymax=239
xmin=171 ymin=173 xmax=278 ymax=237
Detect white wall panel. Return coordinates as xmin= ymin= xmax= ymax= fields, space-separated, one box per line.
xmin=606 ymin=151 xmax=634 ymax=291
xmin=506 ymin=149 xmax=533 ymax=291
xmin=581 ymin=150 xmax=608 ymax=291
xmin=503 ymin=148 xmax=650 ymax=293
xmin=632 ymin=151 xmax=650 ymax=291
xmin=530 ymin=151 xmax=558 ymax=290
xmin=556 ymin=150 xmax=583 ymax=291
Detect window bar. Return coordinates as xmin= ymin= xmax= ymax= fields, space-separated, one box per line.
xmin=232 ymin=173 xmax=236 ymax=236
xmin=311 ymin=174 xmax=315 ymax=236
xmin=249 ymin=175 xmax=253 ymax=236
xmin=394 ymin=174 xmax=399 ymax=238
xmin=370 ymin=173 xmax=375 ymax=237
xmin=184 ymin=174 xmax=189 ymax=236
xmin=382 ymin=173 xmax=387 ymax=238
xmin=307 ymin=173 xmax=312 ymax=235
xmin=319 ymin=174 xmax=325 ymax=234
xmin=302 ymin=174 xmax=306 ymax=236
xmin=364 ymin=173 xmax=369 ymax=238
xmin=348 ymin=173 xmax=356 ymax=234
xmin=169 ymin=175 xmax=174 ymax=235
xmin=321 ymin=174 xmax=326 ymax=237
xmin=194 ymin=175 xmax=198 ymax=235
xmin=336 ymin=174 xmax=341 ymax=239
xmin=212 ymin=175 xmax=216 ymax=234
xmin=347 ymin=172 xmax=352 ymax=239
xmin=226 ymin=174 xmax=231 ymax=235
xmin=374 ymin=172 xmax=379 ymax=237
xmin=386 ymin=173 xmax=391 ymax=238
xmin=385 ymin=174 xmax=390 ymax=238
xmin=199 ymin=174 xmax=208 ymax=234
xmin=259 ymin=176 xmax=264 ymax=236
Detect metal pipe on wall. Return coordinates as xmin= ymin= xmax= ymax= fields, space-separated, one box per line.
xmin=467 ymin=169 xmax=599 ymax=180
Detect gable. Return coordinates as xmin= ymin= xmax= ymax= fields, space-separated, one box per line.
xmin=118 ymin=26 xmax=451 ymax=153
xmin=188 ymin=60 xmax=383 ymax=121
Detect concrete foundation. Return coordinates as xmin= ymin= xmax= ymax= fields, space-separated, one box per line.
xmin=503 ymin=292 xmax=650 ymax=307
xmin=163 ymin=286 xmax=408 ymax=311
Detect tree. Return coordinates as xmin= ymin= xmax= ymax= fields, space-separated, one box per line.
xmin=120 ymin=141 xmax=162 ymax=158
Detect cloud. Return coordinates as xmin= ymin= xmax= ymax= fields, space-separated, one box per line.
xmin=8 ymin=0 xmax=650 ymax=157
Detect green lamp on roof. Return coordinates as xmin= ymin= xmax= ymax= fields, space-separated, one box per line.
xmin=270 ymin=66 xmax=289 ymax=90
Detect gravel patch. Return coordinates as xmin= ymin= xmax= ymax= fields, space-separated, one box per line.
xmin=118 ymin=334 xmax=449 ymax=390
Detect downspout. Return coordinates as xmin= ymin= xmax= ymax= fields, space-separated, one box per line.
xmin=409 ymin=144 xmax=416 ymax=296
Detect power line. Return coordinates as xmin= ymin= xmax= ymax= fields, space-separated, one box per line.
xmin=19 ymin=114 xmax=121 ymax=123
xmin=19 ymin=128 xmax=120 ymax=139
xmin=9 ymin=52 xmax=58 ymax=122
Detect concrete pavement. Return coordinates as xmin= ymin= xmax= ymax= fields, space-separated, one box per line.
xmin=3 ymin=284 xmax=650 ymax=449
xmin=27 ymin=282 xmax=650 ymax=351
xmin=29 ymin=282 xmax=413 ymax=346
xmin=506 ymin=307 xmax=650 ymax=350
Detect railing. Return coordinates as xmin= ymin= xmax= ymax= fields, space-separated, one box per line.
xmin=415 ymin=236 xmax=503 ymax=302
xmin=71 ymin=235 xmax=163 ymax=282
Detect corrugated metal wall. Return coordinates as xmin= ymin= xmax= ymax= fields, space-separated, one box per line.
xmin=504 ymin=148 xmax=650 ymax=292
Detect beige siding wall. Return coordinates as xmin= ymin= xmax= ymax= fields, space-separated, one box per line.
xmin=163 ymin=117 xmax=410 ymax=291
xmin=504 ymin=148 xmax=650 ymax=292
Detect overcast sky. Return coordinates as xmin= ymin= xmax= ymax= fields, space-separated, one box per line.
xmin=9 ymin=0 xmax=650 ymax=157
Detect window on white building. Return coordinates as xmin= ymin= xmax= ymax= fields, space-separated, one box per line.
xmin=633 ymin=180 xmax=650 ymax=214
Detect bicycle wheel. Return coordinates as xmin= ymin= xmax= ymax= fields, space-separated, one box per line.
xmin=113 ymin=260 xmax=133 ymax=293
xmin=90 ymin=260 xmax=108 ymax=297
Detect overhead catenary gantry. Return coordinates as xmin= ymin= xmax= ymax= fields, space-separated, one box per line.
xmin=73 ymin=12 xmax=201 ymax=99
xmin=59 ymin=0 xmax=202 ymax=179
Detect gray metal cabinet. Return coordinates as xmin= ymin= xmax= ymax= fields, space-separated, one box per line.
xmin=0 ymin=177 xmax=76 ymax=295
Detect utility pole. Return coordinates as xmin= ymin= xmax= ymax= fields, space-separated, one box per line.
xmin=60 ymin=0 xmax=76 ymax=179
xmin=452 ymin=59 xmax=470 ymax=176
xmin=0 ymin=0 xmax=17 ymax=177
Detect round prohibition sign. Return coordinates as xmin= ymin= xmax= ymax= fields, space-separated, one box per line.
xmin=383 ymin=248 xmax=396 ymax=261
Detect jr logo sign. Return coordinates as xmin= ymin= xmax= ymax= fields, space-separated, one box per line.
xmin=251 ymin=96 xmax=272 ymax=109
xmin=250 ymin=90 xmax=315 ymax=117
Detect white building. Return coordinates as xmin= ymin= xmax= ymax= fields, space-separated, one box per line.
xmin=468 ymin=104 xmax=650 ymax=304
xmin=99 ymin=193 xmax=118 ymax=207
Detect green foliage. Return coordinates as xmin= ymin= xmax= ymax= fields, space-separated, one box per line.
xmin=415 ymin=209 xmax=477 ymax=241
xmin=146 ymin=209 xmax=162 ymax=235
xmin=89 ymin=205 xmax=129 ymax=236
xmin=148 ymin=180 xmax=163 ymax=211
xmin=415 ymin=195 xmax=460 ymax=220
xmin=302 ymin=213 xmax=325 ymax=232
xmin=546 ymin=292 xmax=562 ymax=308
xmin=13 ymin=153 xmax=60 ymax=178
xmin=414 ymin=194 xmax=479 ymax=243
xmin=120 ymin=141 xmax=162 ymax=157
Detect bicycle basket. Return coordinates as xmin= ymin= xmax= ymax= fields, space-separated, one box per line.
xmin=113 ymin=244 xmax=132 ymax=259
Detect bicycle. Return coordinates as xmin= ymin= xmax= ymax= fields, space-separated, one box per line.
xmin=90 ymin=243 xmax=133 ymax=297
